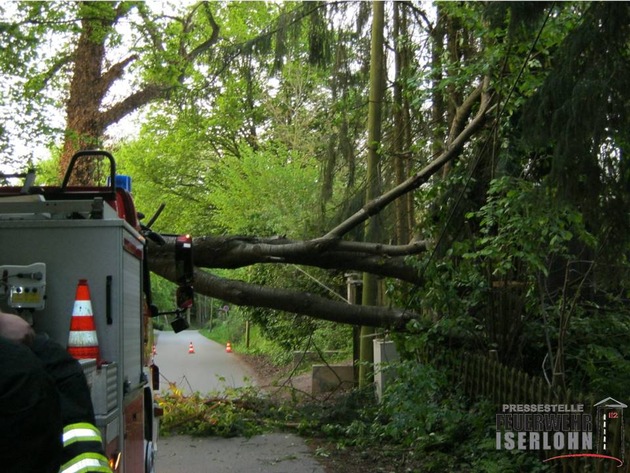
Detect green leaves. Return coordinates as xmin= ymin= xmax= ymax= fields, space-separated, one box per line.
xmin=158 ymin=381 xmax=267 ymax=438
xmin=464 ymin=176 xmax=594 ymax=279
xmin=209 ymin=143 xmax=321 ymax=237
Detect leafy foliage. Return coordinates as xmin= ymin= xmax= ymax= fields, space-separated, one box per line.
xmin=397 ymin=173 xmax=626 ymax=377
xmin=465 ymin=176 xmax=595 ymax=278
xmin=307 ymin=361 xmax=551 ymax=472
xmin=158 ymin=381 xmax=268 ymax=438
xmin=209 ymin=143 xmax=321 ymax=236
xmin=564 ymin=306 xmax=630 ymax=399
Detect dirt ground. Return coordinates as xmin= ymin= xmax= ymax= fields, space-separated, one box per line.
xmin=239 ymin=353 xmax=313 ymax=398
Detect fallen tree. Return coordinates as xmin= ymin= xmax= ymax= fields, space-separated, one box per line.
xmin=149 ymin=85 xmax=494 ymax=328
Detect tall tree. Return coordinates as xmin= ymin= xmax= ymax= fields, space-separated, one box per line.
xmin=392 ymin=1 xmax=414 ymax=245
xmin=357 ymin=0 xmax=385 ymax=387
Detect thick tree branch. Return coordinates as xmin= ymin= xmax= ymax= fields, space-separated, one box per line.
xmin=149 ymin=235 xmax=426 ymax=284
xmin=192 ymin=235 xmax=427 ymax=258
xmin=185 ymin=3 xmax=220 ymax=61
xmin=447 ymin=81 xmax=484 ymax=144
xmin=99 ymin=83 xmax=167 ymax=129
xmin=150 ymin=264 xmax=415 ymax=328
xmin=100 ymin=54 xmax=138 ymax=94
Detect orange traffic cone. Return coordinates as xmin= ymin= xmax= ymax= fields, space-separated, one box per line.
xmin=67 ymin=279 xmax=101 ymax=364
xmin=188 ymin=342 xmax=195 ymax=354
xmin=225 ymin=341 xmax=232 ymax=353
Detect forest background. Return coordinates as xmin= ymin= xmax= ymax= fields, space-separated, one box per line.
xmin=1 ymin=2 xmax=629 ymax=470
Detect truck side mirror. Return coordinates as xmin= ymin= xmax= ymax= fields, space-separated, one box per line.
xmin=170 ymin=315 xmax=189 ymax=333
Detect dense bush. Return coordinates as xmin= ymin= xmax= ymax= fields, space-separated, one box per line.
xmin=397 ymin=175 xmax=630 ymax=397
xmin=310 ymin=360 xmax=552 ymax=472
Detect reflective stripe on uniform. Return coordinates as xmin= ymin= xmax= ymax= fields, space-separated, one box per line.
xmin=62 ymin=423 xmax=103 ymax=447
xmin=59 ymin=452 xmax=111 ymax=473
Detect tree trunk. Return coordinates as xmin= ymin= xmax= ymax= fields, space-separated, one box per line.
xmin=359 ymin=0 xmax=385 ymax=388
xmin=431 ymin=5 xmax=445 ymax=166
xmin=60 ymin=2 xmax=112 ymax=184
xmin=58 ymin=2 xmax=220 ymax=184
xmin=393 ymin=2 xmax=413 ymax=245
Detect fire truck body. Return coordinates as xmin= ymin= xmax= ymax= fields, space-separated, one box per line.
xmin=0 ymin=152 xmax=173 ymax=472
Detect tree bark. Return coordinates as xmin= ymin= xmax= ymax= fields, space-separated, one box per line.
xmin=149 ymin=264 xmax=415 ymax=329
xmin=60 ymin=2 xmax=113 ymax=183
xmin=430 ymin=4 xmax=446 ymax=165
xmin=150 ymin=235 xmax=427 ymax=284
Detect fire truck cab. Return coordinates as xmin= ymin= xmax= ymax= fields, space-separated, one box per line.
xmin=0 ymin=150 xmax=190 ymax=472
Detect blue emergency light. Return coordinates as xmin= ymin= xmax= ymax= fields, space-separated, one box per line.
xmin=107 ymin=175 xmax=132 ymax=192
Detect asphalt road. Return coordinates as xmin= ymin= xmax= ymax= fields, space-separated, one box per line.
xmin=152 ymin=329 xmax=327 ymax=473
xmin=152 ymin=329 xmax=254 ymax=395
xmin=156 ymin=434 xmax=326 ymax=473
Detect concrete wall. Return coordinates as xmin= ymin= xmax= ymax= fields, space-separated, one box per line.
xmin=311 ymin=364 xmax=355 ymax=395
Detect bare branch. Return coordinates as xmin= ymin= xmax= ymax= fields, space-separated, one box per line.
xmin=324 ymin=82 xmax=494 ymax=240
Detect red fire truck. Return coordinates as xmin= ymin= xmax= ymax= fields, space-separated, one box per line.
xmin=0 ymin=150 xmax=192 ymax=472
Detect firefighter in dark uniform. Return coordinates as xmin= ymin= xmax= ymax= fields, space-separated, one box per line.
xmin=0 ymin=310 xmax=112 ymax=473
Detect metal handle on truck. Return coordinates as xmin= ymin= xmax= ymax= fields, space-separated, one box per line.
xmin=61 ymin=150 xmax=117 ymax=191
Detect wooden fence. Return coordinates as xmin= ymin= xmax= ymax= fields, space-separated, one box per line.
xmin=451 ymin=352 xmax=629 ymax=473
